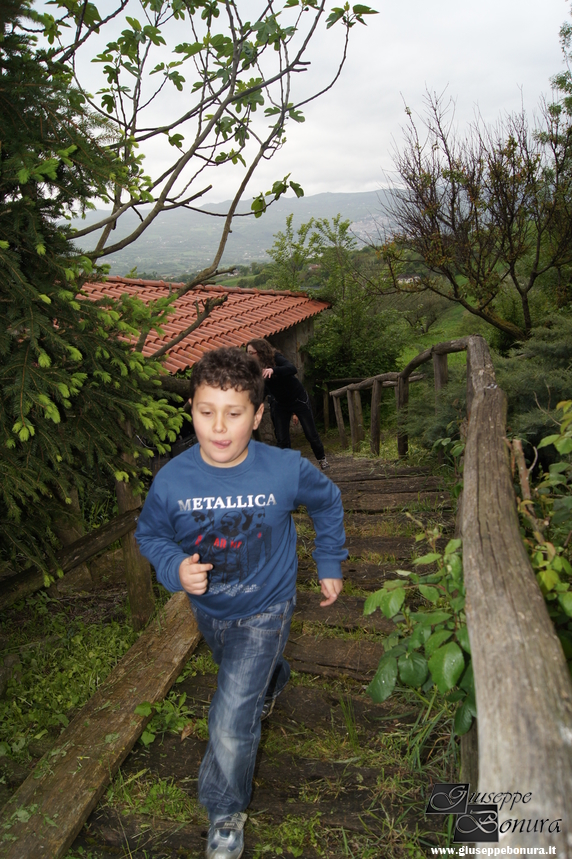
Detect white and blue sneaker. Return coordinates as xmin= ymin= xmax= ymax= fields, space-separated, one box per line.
xmin=206 ymin=812 xmax=247 ymax=859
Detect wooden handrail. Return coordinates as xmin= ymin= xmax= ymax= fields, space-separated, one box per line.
xmin=462 ymin=336 xmax=572 ymax=852
xmin=0 ymin=508 xmax=142 ymax=611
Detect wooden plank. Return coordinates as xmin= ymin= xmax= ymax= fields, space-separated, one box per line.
xmin=58 ymin=509 xmax=141 ymax=573
xmin=347 ymin=390 xmax=358 ymax=452
xmin=297 ymin=559 xmax=395 ymax=590
xmin=0 ymin=510 xmax=142 ymax=610
xmin=294 ymin=591 xmax=395 ymax=632
xmin=353 ymin=390 xmax=365 ymax=442
xmin=340 ymin=490 xmax=450 ymax=513
xmin=322 ymin=387 xmax=329 ymax=434
xmin=331 ymin=395 xmax=347 ymax=448
xmin=285 ymin=635 xmax=381 ymax=680
xmin=337 ymin=477 xmax=442 ymax=492
xmin=0 ymin=592 xmax=201 ymax=859
xmin=396 ymin=375 xmax=409 ymax=459
xmin=462 ymin=368 xmax=572 ymax=853
xmin=116 ymin=473 xmax=154 ymax=632
xmin=370 ymin=379 xmax=382 ymax=456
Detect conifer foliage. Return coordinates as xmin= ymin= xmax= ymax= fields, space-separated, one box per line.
xmin=0 ymin=3 xmax=182 ymax=578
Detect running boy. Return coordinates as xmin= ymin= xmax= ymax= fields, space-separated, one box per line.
xmin=135 ymin=347 xmax=346 ymax=859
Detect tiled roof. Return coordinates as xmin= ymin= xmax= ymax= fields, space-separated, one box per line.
xmin=82 ymin=277 xmax=328 ymax=374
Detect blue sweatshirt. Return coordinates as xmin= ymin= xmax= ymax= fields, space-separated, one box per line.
xmin=135 ymin=440 xmax=347 ymax=620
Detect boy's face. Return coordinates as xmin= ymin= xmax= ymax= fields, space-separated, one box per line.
xmin=191 ymin=384 xmax=263 ymax=468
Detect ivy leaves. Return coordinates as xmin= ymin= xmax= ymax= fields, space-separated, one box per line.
xmin=365 ymin=532 xmax=475 ymax=736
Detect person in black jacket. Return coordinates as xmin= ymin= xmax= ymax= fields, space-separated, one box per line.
xmin=246 ymin=338 xmax=329 ymax=470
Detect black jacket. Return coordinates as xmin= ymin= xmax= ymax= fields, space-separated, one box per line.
xmin=264 ymin=353 xmax=307 ymax=407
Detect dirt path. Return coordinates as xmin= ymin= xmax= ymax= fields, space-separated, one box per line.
xmin=69 ymin=455 xmax=452 ymax=858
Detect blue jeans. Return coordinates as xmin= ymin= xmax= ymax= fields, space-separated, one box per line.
xmin=192 ymin=596 xmax=295 ymax=821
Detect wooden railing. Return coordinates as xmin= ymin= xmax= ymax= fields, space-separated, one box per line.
xmin=328 ymin=371 xmax=425 ymax=453
xmin=333 ymin=334 xmax=572 ymax=852
xmin=0 ymin=508 xmax=144 ymax=613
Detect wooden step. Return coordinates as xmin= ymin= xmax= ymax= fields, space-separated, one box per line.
xmin=284 ymin=634 xmax=381 ymax=681
xmin=342 ymin=490 xmax=450 ymax=513
xmin=293 ymin=591 xmax=394 ymax=632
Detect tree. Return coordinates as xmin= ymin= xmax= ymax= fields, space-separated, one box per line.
xmin=379 ymin=92 xmax=572 ymax=341
xmin=31 ymin=0 xmax=376 ymax=304
xmin=265 ymin=213 xmax=315 ymax=290
xmin=0 ymin=0 xmax=376 ymax=587
xmin=0 ymin=3 xmax=184 ymax=582
xmin=300 ymin=216 xmax=403 ymax=380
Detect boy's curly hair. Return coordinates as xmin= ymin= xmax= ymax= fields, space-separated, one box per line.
xmin=189 ymin=347 xmax=264 ymax=410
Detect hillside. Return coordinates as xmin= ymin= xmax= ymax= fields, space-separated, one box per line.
xmin=72 ymin=190 xmax=392 ymax=277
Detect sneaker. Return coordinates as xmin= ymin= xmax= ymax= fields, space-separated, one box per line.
xmin=319 ymin=457 xmax=330 ymax=470
xmin=260 ymin=695 xmax=277 ymax=721
xmin=206 ymin=812 xmax=247 ymax=859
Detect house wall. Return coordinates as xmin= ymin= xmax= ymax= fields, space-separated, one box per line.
xmin=268 ymin=317 xmax=314 ymax=386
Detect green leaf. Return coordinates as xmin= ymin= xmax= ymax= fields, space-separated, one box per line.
xmin=398 ymin=651 xmax=428 ymax=687
xmin=537 ymin=567 xmax=561 ymax=594
xmin=410 ymin=610 xmax=452 ymax=627
xmin=555 ymin=437 xmax=572 ymax=455
xmin=445 ymin=538 xmax=462 ymax=554
xmin=428 ymin=642 xmax=465 ymax=693
xmin=537 ymin=434 xmax=560 ymax=449
xmin=140 ymin=730 xmax=155 ymax=746
xmin=407 ymin=623 xmax=431 ymax=651
xmin=425 ymin=629 xmax=453 ymax=657
xmin=379 ymin=587 xmax=406 ymax=618
xmin=453 ymin=699 xmax=474 ymax=736
xmin=134 ymin=701 xmax=153 ymax=717
xmin=363 ymin=588 xmax=385 ymax=616
xmin=413 ymin=552 xmax=441 ymax=565
xmin=558 ymin=592 xmax=572 ymax=617
xmin=418 ymin=584 xmax=439 ymax=603
xmin=367 ymin=655 xmax=397 ymax=703
xmin=455 ymin=626 xmax=471 ymax=653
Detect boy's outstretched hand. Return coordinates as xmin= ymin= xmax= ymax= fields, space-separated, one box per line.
xmin=179 ymin=553 xmax=212 ymax=595
xmin=319 ymin=578 xmax=343 ymax=607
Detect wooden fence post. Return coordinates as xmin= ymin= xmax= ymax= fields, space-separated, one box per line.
xmin=322 ymin=386 xmax=330 ymax=434
xmin=433 ymin=352 xmax=448 ymax=464
xmin=347 ymin=390 xmax=358 ymax=452
xmin=353 ymin=390 xmax=365 ymax=443
xmin=396 ymin=375 xmax=409 ymax=458
xmin=332 ymin=395 xmax=347 ymax=448
xmin=433 ymin=351 xmax=448 ymax=398
xmin=370 ymin=379 xmax=382 ymax=455
xmin=116 ymin=475 xmax=155 ymax=631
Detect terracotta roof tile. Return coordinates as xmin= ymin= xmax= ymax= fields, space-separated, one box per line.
xmin=82 ymin=277 xmax=328 ymax=374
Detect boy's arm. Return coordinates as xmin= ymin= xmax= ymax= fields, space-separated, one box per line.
xmin=135 ymin=481 xmax=190 ymax=592
xmin=293 ymin=459 xmax=347 ymax=603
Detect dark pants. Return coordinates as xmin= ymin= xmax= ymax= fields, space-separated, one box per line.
xmin=271 ymin=393 xmax=325 ymax=462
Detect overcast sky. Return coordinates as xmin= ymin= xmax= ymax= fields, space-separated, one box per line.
xmin=49 ymin=0 xmax=570 ymax=205
xmin=243 ymin=0 xmax=570 ymax=201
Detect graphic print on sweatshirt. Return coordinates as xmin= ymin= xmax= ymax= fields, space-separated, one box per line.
xmin=184 ymin=494 xmax=276 ymax=596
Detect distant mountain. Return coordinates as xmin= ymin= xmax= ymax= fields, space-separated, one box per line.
xmin=71 ymin=190 xmax=393 ymax=277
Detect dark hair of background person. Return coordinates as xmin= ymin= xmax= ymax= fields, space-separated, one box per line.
xmin=246 ymin=338 xmax=276 ymax=369
xmin=190 ymin=347 xmax=265 ymax=410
